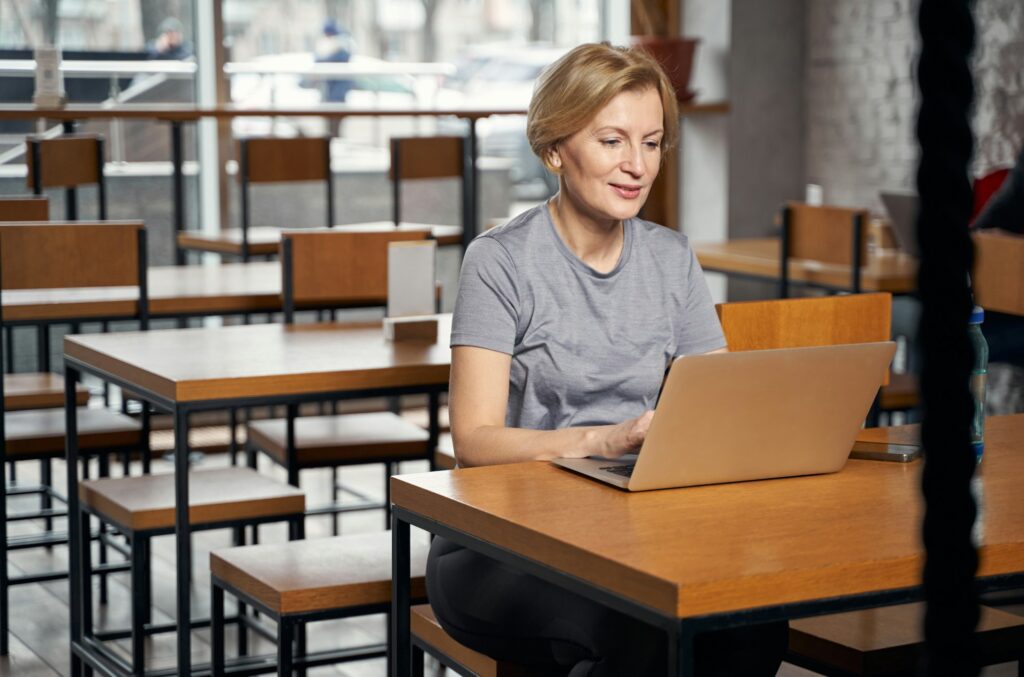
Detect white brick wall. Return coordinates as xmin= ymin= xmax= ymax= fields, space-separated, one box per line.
xmin=805 ymin=0 xmax=1024 ymax=212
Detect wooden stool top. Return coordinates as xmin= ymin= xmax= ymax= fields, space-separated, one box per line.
xmin=411 ymin=604 xmax=550 ymax=677
xmin=4 ymin=407 xmax=140 ymax=458
xmin=211 ymin=531 xmax=428 ymax=615
xmin=4 ymin=372 xmax=90 ymax=411
xmin=790 ymin=603 xmax=1024 ymax=674
xmin=246 ymin=412 xmax=430 ymax=466
xmin=879 ymin=372 xmax=918 ymax=412
xmin=79 ymin=466 xmax=304 ymax=532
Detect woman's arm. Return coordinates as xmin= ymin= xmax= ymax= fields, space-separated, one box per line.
xmin=449 ymin=346 xmax=653 ymax=468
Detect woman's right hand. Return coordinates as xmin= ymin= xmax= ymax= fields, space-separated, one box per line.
xmin=594 ymin=410 xmax=654 ymax=459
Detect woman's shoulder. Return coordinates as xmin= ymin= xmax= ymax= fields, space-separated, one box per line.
xmin=629 ymin=216 xmax=693 ymax=252
xmin=469 ymin=203 xmax=550 ymax=256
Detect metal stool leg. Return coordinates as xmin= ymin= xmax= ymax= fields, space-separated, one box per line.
xmin=212 ymin=582 xmax=226 ymax=677
xmin=278 ymin=617 xmax=294 ymax=676
xmin=131 ymin=534 xmax=147 ymax=675
xmin=232 ymin=525 xmax=249 ymax=657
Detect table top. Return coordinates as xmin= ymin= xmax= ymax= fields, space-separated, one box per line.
xmin=2 ymin=262 xmax=283 ymax=321
xmin=693 ymin=238 xmax=918 ymax=293
xmin=391 ymin=415 xmax=1024 ymax=620
xmin=176 ymin=223 xmax=464 ymax=253
xmin=64 ymin=315 xmax=451 ymax=403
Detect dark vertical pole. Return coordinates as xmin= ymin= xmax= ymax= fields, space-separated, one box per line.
xmin=325 ymin=138 xmax=335 ymax=229
xmin=137 ymin=229 xmax=149 ymax=331
xmin=779 ymin=205 xmax=791 ymax=299
xmin=282 ymin=238 xmax=295 ymax=324
xmin=427 ymin=390 xmax=439 ymax=473
xmin=917 ymin=0 xmax=979 ymax=675
xmin=463 ymin=122 xmax=478 ymax=253
xmin=171 ymin=121 xmax=186 ymax=266
xmin=392 ymin=138 xmax=402 ymax=227
xmin=96 ymin=137 xmax=107 ymax=221
xmin=285 ymin=403 xmax=299 ymax=488
xmin=30 ymin=140 xmax=43 ymax=198
xmin=240 ymin=140 xmax=251 ymax=262
xmin=211 ymin=581 xmax=225 ymax=677
xmin=173 ymin=407 xmax=192 ymax=674
xmin=65 ymin=363 xmax=83 ymax=676
xmin=37 ymin=324 xmax=50 ymax=373
xmin=390 ymin=513 xmax=411 ymax=677
xmin=851 ymin=212 xmax=864 ymax=294
xmin=62 ymin=122 xmax=78 ymax=221
xmin=131 ymin=535 xmax=148 ymax=675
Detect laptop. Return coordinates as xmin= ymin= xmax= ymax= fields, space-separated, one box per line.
xmin=880 ymin=191 xmax=919 ymax=258
xmin=552 ymin=342 xmax=896 ymax=491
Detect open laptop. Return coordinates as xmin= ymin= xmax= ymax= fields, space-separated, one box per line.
xmin=552 ymin=342 xmax=896 ymax=491
xmin=880 ymin=191 xmax=919 ymax=258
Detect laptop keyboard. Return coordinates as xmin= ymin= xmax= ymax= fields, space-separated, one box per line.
xmin=600 ymin=464 xmax=636 ymax=478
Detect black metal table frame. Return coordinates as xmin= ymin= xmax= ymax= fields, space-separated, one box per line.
xmin=389 ymin=508 xmax=1024 ymax=677
xmin=64 ymin=356 xmax=444 ymax=677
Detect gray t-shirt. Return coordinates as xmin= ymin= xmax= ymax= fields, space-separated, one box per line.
xmin=451 ymin=203 xmax=726 ymax=430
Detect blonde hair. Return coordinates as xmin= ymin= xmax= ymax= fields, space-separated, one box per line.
xmin=527 ymin=42 xmax=679 ymax=174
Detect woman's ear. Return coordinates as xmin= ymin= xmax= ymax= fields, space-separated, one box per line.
xmin=544 ymin=146 xmax=562 ymax=174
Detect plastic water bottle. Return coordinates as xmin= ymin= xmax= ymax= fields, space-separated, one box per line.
xmin=968 ymin=306 xmax=988 ymax=464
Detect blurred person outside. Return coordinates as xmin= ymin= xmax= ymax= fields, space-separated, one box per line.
xmin=147 ymin=17 xmax=192 ymax=60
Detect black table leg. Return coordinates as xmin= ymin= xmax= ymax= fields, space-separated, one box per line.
xmin=390 ymin=512 xmax=411 ymax=677
xmin=171 ymin=121 xmax=186 ymax=267
xmin=65 ymin=364 xmax=83 ymax=677
xmin=173 ymin=407 xmax=192 ymax=672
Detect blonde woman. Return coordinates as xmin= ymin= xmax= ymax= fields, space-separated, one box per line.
xmin=426 ymin=43 xmax=787 ymax=675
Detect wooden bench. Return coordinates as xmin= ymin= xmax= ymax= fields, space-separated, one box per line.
xmin=77 ymin=467 xmax=305 ymax=674
xmin=789 ymin=602 xmax=1024 ymax=675
xmin=210 ymin=531 xmax=428 ymax=676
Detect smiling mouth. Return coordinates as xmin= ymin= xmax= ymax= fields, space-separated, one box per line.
xmin=610 ymin=184 xmax=643 ymax=199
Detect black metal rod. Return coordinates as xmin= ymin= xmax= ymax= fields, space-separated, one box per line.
xmin=851 ymin=212 xmax=864 ymax=294
xmin=325 ymin=138 xmax=334 ymax=228
xmin=779 ymin=205 xmax=792 ymax=299
xmin=173 ymin=406 xmax=193 ymax=673
xmin=390 ymin=513 xmax=411 ymax=677
xmin=463 ymin=124 xmax=477 ymax=252
xmin=171 ymin=121 xmax=186 ymax=266
xmin=282 ymin=238 xmax=295 ymax=324
xmin=65 ymin=363 xmax=83 ymax=675
xmin=96 ymin=137 xmax=107 ymax=220
xmin=131 ymin=535 xmax=147 ymax=675
xmin=240 ymin=140 xmax=251 ymax=262
xmin=391 ymin=138 xmax=402 ymax=226
xmin=212 ymin=583 xmax=226 ymax=677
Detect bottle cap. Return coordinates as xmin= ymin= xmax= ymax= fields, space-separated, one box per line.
xmin=969 ymin=305 xmax=984 ymax=324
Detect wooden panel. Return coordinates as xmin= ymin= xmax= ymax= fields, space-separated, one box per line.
xmin=79 ymin=466 xmax=304 ymax=531
xmin=790 ymin=603 xmax=1024 ymax=674
xmin=211 ymin=532 xmax=428 ymax=614
xmin=390 ymin=136 xmax=463 ymax=180
xmin=788 ymin=202 xmax=870 ymax=266
xmin=0 ymin=221 xmax=142 ymax=290
xmin=284 ymin=227 xmax=428 ymax=305
xmin=242 ymin=137 xmax=330 ymax=183
xmin=248 ymin=412 xmax=429 ymax=466
xmin=63 ymin=317 xmax=452 ymax=403
xmin=0 ymin=196 xmax=48 ymax=222
xmin=390 ymin=414 xmax=1024 ymax=619
xmin=4 ymin=407 xmax=141 ymax=458
xmin=4 ymin=372 xmax=90 ymax=411
xmin=412 ymin=605 xmax=497 ymax=677
xmin=716 ymin=294 xmax=892 ymax=351
xmin=972 ymin=229 xmax=1024 ymax=316
xmin=25 ymin=134 xmax=102 ymax=189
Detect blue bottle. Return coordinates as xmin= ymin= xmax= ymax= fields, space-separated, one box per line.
xmin=968 ymin=306 xmax=988 ymax=464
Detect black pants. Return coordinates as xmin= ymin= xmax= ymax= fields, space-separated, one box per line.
xmin=426 ymin=537 xmax=789 ymax=676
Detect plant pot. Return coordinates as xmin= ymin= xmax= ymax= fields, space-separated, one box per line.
xmin=632 ymin=36 xmax=699 ymax=103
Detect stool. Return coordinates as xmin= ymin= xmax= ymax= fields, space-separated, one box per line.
xmin=77 ymin=467 xmax=305 ymax=675
xmin=210 ymin=531 xmax=428 ymax=676
xmin=412 ymin=604 xmax=556 ymax=677
xmin=788 ymin=603 xmax=1024 ymax=675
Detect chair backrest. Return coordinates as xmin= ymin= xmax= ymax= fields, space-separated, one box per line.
xmin=716 ymin=293 xmax=892 ymax=384
xmin=0 ymin=196 xmax=48 ymax=222
xmin=972 ymin=230 xmax=1024 ymax=316
xmin=25 ymin=134 xmax=106 ymax=221
xmin=239 ymin=137 xmax=334 ymax=258
xmin=781 ymin=202 xmax=870 ymax=297
xmin=280 ymin=226 xmax=430 ymax=321
xmin=389 ymin=136 xmax=469 ymax=244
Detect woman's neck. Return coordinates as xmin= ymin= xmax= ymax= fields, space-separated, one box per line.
xmin=548 ymin=192 xmax=624 ymax=273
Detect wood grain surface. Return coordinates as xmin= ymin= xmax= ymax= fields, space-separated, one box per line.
xmin=25 ymin=135 xmax=102 ymax=190
xmin=5 ymin=407 xmax=141 ymax=457
xmin=3 ymin=372 xmax=90 ymax=410
xmin=972 ymin=229 xmax=1024 ymax=317
xmin=0 ymin=195 xmax=48 ymax=222
xmin=392 ymin=415 xmax=1024 ymax=619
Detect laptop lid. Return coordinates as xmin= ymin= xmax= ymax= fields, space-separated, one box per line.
xmin=880 ymin=191 xmax=919 ymax=258
xmin=621 ymin=341 xmax=895 ymax=490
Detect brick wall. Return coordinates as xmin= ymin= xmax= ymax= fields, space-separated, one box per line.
xmin=805 ymin=0 xmax=1024 ymax=211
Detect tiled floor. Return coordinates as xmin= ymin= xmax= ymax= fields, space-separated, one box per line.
xmin=2 ymin=448 xmax=1021 ymax=676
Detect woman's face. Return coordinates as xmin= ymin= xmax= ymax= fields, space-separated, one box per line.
xmin=551 ymin=87 xmax=664 ymax=224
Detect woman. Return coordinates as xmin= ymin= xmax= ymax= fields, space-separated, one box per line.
xmin=426 ymin=43 xmax=788 ymax=675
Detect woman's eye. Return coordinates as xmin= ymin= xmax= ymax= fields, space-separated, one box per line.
xmin=601 ymin=139 xmax=621 ymax=147
xmin=644 ymin=141 xmax=662 ymax=150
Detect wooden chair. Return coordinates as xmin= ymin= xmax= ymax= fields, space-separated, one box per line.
xmin=780 ymin=202 xmax=870 ymax=298
xmin=972 ymin=229 xmax=1024 ymax=317
xmin=0 ymin=221 xmax=148 ymax=655
xmin=176 ymin=137 xmax=333 ymax=261
xmin=788 ymin=602 xmax=1024 ymax=676
xmin=246 ymin=227 xmax=434 ymax=533
xmin=0 ymin=195 xmax=48 ymax=222
xmin=390 ymin=135 xmax=470 ymax=248
xmin=210 ymin=531 xmax=428 ymax=675
xmin=25 ymin=134 xmax=107 ymax=221
xmin=77 ymin=467 xmax=305 ymax=674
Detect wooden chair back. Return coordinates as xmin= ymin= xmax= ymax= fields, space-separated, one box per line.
xmin=25 ymin=134 xmax=106 ymax=220
xmin=280 ymin=226 xmax=430 ymax=320
xmin=0 ymin=196 xmax=48 ymax=222
xmin=389 ymin=136 xmax=469 ymax=248
xmin=972 ymin=230 xmax=1024 ymax=316
xmin=781 ymin=202 xmax=870 ymax=296
xmin=716 ymin=293 xmax=891 ymax=384
xmin=0 ymin=221 xmax=145 ymax=292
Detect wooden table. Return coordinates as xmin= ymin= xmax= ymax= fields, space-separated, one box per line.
xmin=63 ymin=316 xmax=452 ymax=674
xmin=693 ymin=238 xmax=918 ymax=294
xmin=390 ymin=415 xmax=1024 ymax=676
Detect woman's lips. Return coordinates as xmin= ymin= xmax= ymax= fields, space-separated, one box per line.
xmin=610 ymin=183 xmax=642 ymax=199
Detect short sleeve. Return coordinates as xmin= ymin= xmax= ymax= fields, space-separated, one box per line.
xmin=450 ymin=237 xmax=520 ymax=354
xmin=675 ymin=246 xmax=727 ymax=355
